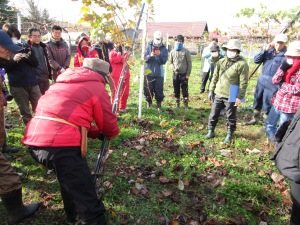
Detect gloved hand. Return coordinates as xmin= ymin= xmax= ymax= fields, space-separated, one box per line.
xmin=87 ymin=126 xmax=100 ymax=139
xmin=208 ymin=91 xmax=215 ymax=102
xmin=13 ymin=53 xmax=23 ymax=62
xmin=60 ymin=67 xmax=66 ymax=73
xmin=275 ymin=119 xmax=292 ymax=143
xmin=280 ymin=58 xmax=293 ymax=72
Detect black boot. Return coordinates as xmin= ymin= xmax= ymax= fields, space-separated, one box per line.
xmin=176 ymin=98 xmax=180 ymax=108
xmin=243 ymin=109 xmax=261 ymax=125
xmin=1 ymin=188 xmax=39 ymax=225
xmin=223 ymin=130 xmax=234 ymax=144
xmin=2 ymin=139 xmax=20 ymax=154
xmin=157 ymin=101 xmax=162 ymax=112
xmin=205 ymin=128 xmax=215 ymax=139
xmin=183 ymin=98 xmax=188 ymax=110
xmin=146 ymin=101 xmax=152 ymax=109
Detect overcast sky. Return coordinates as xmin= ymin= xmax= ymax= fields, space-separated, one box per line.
xmin=9 ymin=0 xmax=300 ymax=30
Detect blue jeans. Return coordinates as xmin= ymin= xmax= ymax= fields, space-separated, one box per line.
xmin=253 ymin=75 xmax=278 ymax=115
xmin=265 ymin=106 xmax=294 ymax=141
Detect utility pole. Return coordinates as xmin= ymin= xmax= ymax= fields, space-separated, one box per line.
xmin=138 ymin=3 xmax=149 ymax=119
xmin=17 ymin=12 xmax=21 ymax=33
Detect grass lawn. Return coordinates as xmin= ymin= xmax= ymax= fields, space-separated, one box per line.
xmin=0 ymin=53 xmax=291 ymax=225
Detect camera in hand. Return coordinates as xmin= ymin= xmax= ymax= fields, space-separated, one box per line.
xmin=2 ymin=82 xmax=13 ymax=101
xmin=17 ymin=42 xmax=31 ymax=54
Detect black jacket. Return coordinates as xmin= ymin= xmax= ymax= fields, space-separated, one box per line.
xmin=0 ymin=42 xmax=39 ymax=87
xmin=271 ymin=108 xmax=300 ymax=182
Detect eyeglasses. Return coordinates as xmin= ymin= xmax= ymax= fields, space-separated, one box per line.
xmin=31 ymin=35 xmax=41 ymax=38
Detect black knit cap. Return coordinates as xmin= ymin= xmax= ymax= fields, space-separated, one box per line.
xmin=175 ymin=35 xmax=184 ymax=43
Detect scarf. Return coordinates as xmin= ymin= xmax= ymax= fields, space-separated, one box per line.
xmin=283 ymin=57 xmax=300 ymax=84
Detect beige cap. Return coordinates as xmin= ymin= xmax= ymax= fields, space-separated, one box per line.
xmin=223 ymin=39 xmax=242 ymax=51
xmin=285 ymin=41 xmax=300 ymax=57
xmin=83 ymin=58 xmax=110 ymax=75
xmin=274 ymin=33 xmax=288 ymax=43
xmin=153 ymin=30 xmax=162 ymax=39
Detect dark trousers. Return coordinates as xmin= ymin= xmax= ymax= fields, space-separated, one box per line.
xmin=38 ymin=79 xmax=50 ymax=95
xmin=0 ymin=152 xmax=22 ymax=195
xmin=29 ymin=147 xmax=105 ymax=223
xmin=173 ymin=73 xmax=188 ymax=99
xmin=208 ymin=95 xmax=237 ymax=131
xmin=200 ymin=71 xmax=210 ymax=92
xmin=253 ymin=75 xmax=278 ymax=115
xmin=10 ymin=85 xmax=42 ymax=125
xmin=144 ymin=76 xmax=164 ymax=103
xmin=290 ymin=180 xmax=300 ymax=225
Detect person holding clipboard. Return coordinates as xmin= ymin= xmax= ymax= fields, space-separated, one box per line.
xmin=205 ymin=39 xmax=249 ymax=144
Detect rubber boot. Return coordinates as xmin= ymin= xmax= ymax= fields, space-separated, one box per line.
xmin=223 ymin=130 xmax=234 ymax=144
xmin=2 ymin=136 xmax=20 ymax=153
xmin=243 ymin=109 xmax=261 ymax=125
xmin=176 ymin=98 xmax=180 ymax=108
xmin=205 ymin=128 xmax=215 ymax=139
xmin=1 ymin=188 xmax=39 ymax=225
xmin=157 ymin=101 xmax=162 ymax=112
xmin=183 ymin=98 xmax=188 ymax=110
xmin=146 ymin=101 xmax=152 ymax=109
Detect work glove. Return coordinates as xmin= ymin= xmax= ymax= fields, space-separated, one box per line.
xmin=60 ymin=67 xmax=66 ymax=73
xmin=208 ymin=91 xmax=215 ymax=102
xmin=280 ymin=58 xmax=293 ymax=72
xmin=87 ymin=126 xmax=101 ymax=139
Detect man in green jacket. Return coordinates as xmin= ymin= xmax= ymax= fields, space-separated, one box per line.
xmin=169 ymin=35 xmax=192 ymax=110
xmin=205 ymin=39 xmax=249 ymax=143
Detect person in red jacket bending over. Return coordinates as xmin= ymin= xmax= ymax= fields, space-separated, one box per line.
xmin=109 ymin=43 xmax=132 ymax=113
xmin=74 ymin=36 xmax=99 ymax=67
xmin=22 ymin=58 xmax=119 ymax=225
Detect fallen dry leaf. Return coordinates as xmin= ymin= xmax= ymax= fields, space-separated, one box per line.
xmin=271 ymin=172 xmax=285 ymax=183
xmin=178 ymin=180 xmax=184 ymax=191
xmin=166 ymin=127 xmax=175 ymax=135
xmin=159 ymin=176 xmax=170 ymax=183
xmin=131 ymin=187 xmax=139 ymax=195
xmin=162 ymin=190 xmax=173 ymax=197
xmin=160 ymin=120 xmax=169 ymax=128
xmin=103 ymin=181 xmax=113 ymax=188
xmin=258 ymin=170 xmax=265 ymax=176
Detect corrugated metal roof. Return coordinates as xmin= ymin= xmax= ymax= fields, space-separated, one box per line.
xmin=146 ymin=21 xmax=208 ymax=38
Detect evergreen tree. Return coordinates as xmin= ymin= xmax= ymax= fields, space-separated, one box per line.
xmin=0 ymin=0 xmax=18 ymax=26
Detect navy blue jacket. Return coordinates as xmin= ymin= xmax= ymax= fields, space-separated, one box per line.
xmin=144 ymin=42 xmax=168 ymax=78
xmin=2 ymin=43 xmax=39 ymax=87
xmin=254 ymin=47 xmax=287 ymax=77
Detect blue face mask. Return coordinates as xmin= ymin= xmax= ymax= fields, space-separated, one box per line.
xmin=175 ymin=42 xmax=183 ymax=51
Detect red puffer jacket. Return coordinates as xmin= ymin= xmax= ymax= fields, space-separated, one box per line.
xmin=22 ymin=67 xmax=119 ymax=147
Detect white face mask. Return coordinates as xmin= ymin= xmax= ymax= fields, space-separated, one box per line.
xmin=11 ymin=37 xmax=19 ymax=44
xmin=211 ymin=52 xmax=219 ymax=58
xmin=153 ymin=39 xmax=161 ymax=46
xmin=227 ymin=51 xmax=237 ymax=59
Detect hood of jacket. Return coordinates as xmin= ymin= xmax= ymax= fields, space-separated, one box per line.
xmin=76 ymin=36 xmax=92 ymax=54
xmin=56 ymin=67 xmax=106 ymax=84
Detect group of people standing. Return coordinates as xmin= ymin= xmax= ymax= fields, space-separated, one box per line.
xmin=1 ymin=22 xmax=300 ymax=224
xmin=0 ymin=24 xmax=121 ymax=225
xmin=199 ymin=34 xmax=300 ymax=224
